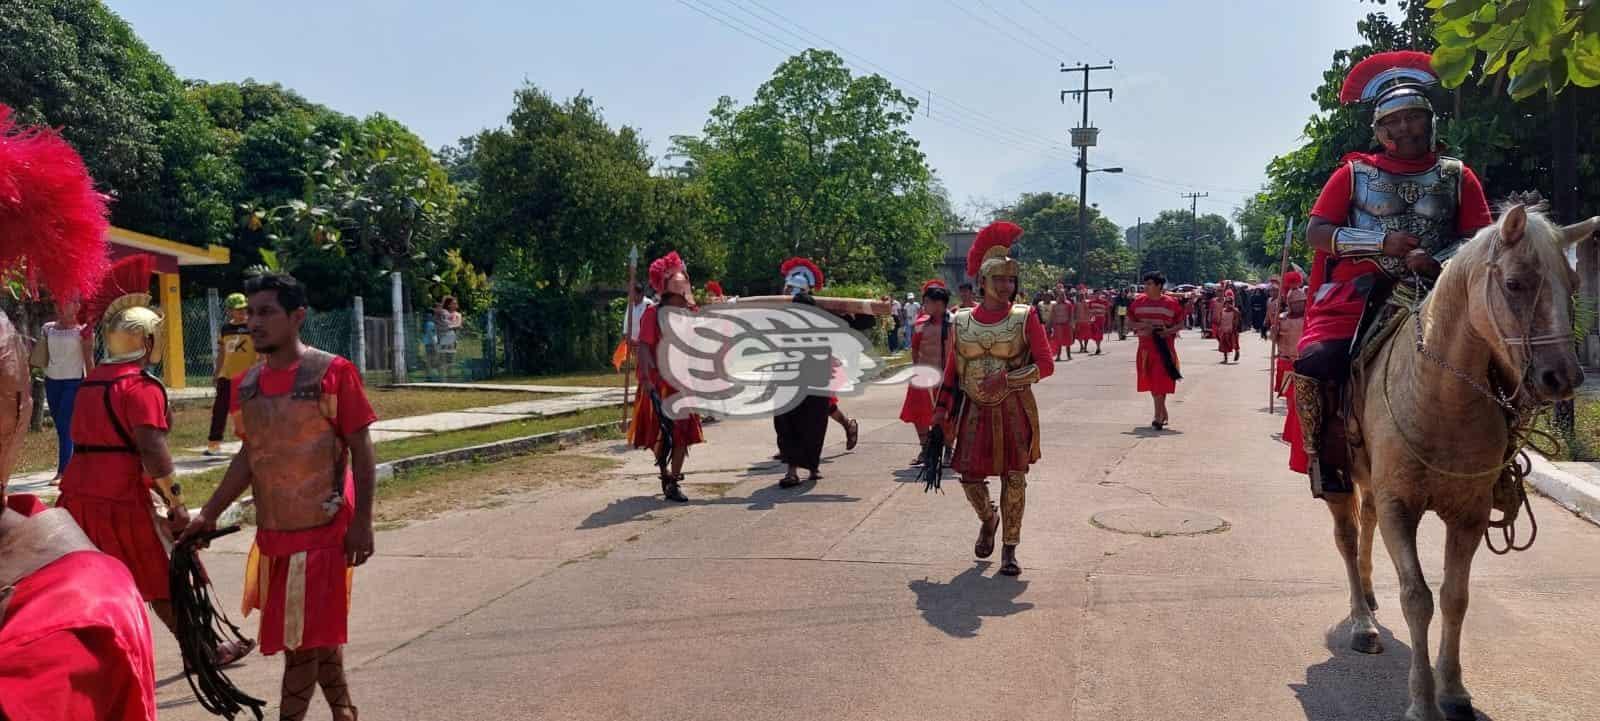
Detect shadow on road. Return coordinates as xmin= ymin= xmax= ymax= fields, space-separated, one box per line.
xmin=1290 ymin=622 xmax=1497 ymax=721
xmin=907 ymin=564 xmax=1034 ymax=639
xmin=577 ymin=482 xmax=859 ymax=529
xmin=1122 ymin=427 xmax=1183 ymax=438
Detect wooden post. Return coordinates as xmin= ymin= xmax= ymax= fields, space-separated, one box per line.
xmin=1270 ymin=217 xmax=1293 ymax=415
xmin=623 ymin=244 xmax=638 ymax=430
xmin=206 ymin=287 xmax=221 ymax=378
xmin=158 ymin=272 xmax=186 ymax=389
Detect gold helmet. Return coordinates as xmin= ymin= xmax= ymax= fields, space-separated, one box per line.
xmin=84 ymin=255 xmax=162 ymax=364
xmin=967 ymin=221 xmax=1023 ymax=288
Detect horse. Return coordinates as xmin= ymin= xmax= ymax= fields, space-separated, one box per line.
xmin=1326 ymin=199 xmax=1596 ymax=721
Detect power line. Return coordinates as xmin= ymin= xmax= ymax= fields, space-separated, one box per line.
xmin=975 ymin=0 xmax=1082 ymax=63
xmin=942 ymin=0 xmax=1064 ymax=62
xmin=1017 ymin=0 xmax=1110 ymax=61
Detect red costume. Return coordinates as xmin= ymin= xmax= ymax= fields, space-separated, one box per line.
xmin=1088 ymin=295 xmax=1109 ymax=340
xmin=939 ymin=299 xmax=1055 ymax=475
xmin=628 ymin=308 xmax=706 ymax=451
xmin=231 ymin=352 xmax=376 ymax=655
xmin=900 ymin=281 xmax=952 ymax=431
xmin=1072 ymin=294 xmax=1095 ymax=342
xmin=0 ymin=495 xmax=158 ymax=721
xmin=1212 ymin=294 xmax=1241 ymax=355
xmin=1130 ymin=293 xmax=1183 ymax=395
xmin=55 ymin=360 xmax=173 ymax=601
xmin=1272 ymin=271 xmax=1306 ymax=395
xmin=1047 ymin=298 xmax=1074 ymax=354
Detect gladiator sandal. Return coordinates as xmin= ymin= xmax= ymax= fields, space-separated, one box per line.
xmin=999 ymin=472 xmax=1026 ymax=576
xmin=962 ymin=483 xmax=999 ymax=558
xmin=1000 ymin=544 xmax=1021 ymax=577
xmin=1291 ymin=373 xmax=1327 ymax=497
xmin=661 ymin=473 xmax=688 ymax=503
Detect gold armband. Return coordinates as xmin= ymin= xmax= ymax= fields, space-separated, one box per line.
xmin=1005 ymin=364 xmax=1040 ymax=388
xmin=152 ymin=475 xmax=185 ymax=510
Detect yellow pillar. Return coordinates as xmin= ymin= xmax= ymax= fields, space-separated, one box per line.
xmin=158 ymin=272 xmax=186 ymax=389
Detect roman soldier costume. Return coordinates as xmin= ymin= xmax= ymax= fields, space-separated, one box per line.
xmin=0 ymin=103 xmax=158 ymax=721
xmin=1272 ymin=271 xmax=1306 ymax=396
xmin=1047 ymin=289 xmax=1074 ymax=360
xmin=1213 ymin=291 xmax=1241 ymax=361
xmin=934 ymin=221 xmax=1054 ymax=576
xmin=629 ymin=251 xmax=704 ymax=502
xmin=901 ymin=280 xmax=954 ymax=466
xmin=1289 ymin=51 xmax=1493 ymax=496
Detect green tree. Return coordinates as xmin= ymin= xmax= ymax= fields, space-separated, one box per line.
xmin=1430 ymin=0 xmax=1600 ymax=99
xmin=1137 ymin=210 xmax=1243 ymax=284
xmin=995 ymin=191 xmax=1128 ymax=286
xmin=671 ymin=49 xmax=944 ymax=294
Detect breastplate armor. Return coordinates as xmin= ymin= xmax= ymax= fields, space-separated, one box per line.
xmin=955 ymin=305 xmax=1031 ymax=406
xmin=1349 ymin=157 xmax=1462 ymax=276
xmin=238 ymin=349 xmax=347 ymax=531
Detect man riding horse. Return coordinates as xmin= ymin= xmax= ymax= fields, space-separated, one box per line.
xmin=1289 ymin=50 xmax=1494 ymax=497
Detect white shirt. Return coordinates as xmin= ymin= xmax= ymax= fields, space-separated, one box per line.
xmin=624 ymin=298 xmax=655 ymax=341
xmin=42 ymin=322 xmax=87 ymax=380
xmin=890 ymin=300 xmax=902 ymax=323
xmin=903 ymin=301 xmax=921 ymax=325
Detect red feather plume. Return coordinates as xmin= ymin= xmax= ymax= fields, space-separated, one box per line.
xmin=1283 ymin=270 xmax=1304 ymax=288
xmin=966 ymin=221 xmax=1023 ymax=278
xmin=920 ymin=279 xmax=946 ymax=296
xmin=648 ymin=251 xmax=686 ymax=294
xmin=1339 ymin=51 xmax=1437 ymax=105
xmin=780 ymin=257 xmax=824 ymax=292
xmin=78 ymin=254 xmax=153 ymax=328
xmin=0 ymin=105 xmax=110 ymax=303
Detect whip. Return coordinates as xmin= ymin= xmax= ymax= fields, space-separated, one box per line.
xmin=169 ymin=525 xmax=266 ymax=720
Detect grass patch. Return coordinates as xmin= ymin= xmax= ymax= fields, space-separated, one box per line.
xmin=13 ymin=387 xmax=557 ymax=474
xmin=375 ymin=405 xmax=623 ymax=461
xmin=1533 ymin=397 xmax=1600 ymax=462
xmin=373 ymin=453 xmax=623 ymax=526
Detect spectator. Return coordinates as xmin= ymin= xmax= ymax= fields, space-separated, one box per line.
xmin=435 ymin=295 xmax=463 ymax=376
xmin=31 ymin=297 xmax=94 ymax=483
xmin=206 ymin=293 xmax=255 ymax=456
xmin=888 ymin=295 xmax=903 ymax=353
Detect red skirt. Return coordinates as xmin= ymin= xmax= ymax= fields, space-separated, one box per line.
xmin=899 ymin=385 xmax=935 ymax=427
xmin=1074 ymin=322 xmax=1099 ymax=341
xmin=1135 ymin=336 xmax=1179 ymax=395
xmin=1215 ymin=329 xmax=1240 ymax=353
xmin=1284 ymin=384 xmax=1309 ymax=473
xmin=1275 ymin=357 xmax=1293 ymax=396
xmin=950 ymin=389 xmax=1040 ymax=478
xmin=628 ymin=382 xmax=704 ymax=450
xmin=244 ymin=476 xmax=356 ymax=655
xmin=1050 ymin=323 xmax=1072 ymax=353
xmin=57 ymin=492 xmax=170 ymax=602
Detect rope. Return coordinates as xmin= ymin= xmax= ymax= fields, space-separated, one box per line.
xmin=169 ymin=526 xmax=267 ymax=720
xmin=918 ymin=425 xmax=946 ymax=493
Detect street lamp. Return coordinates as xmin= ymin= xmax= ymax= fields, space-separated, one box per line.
xmin=1074 ymin=163 xmax=1125 ymax=286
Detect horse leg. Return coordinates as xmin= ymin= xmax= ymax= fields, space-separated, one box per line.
xmin=1376 ymin=501 xmax=1441 ymax=721
xmin=1435 ymin=518 xmax=1487 ymax=721
xmin=1324 ymin=492 xmax=1380 ymax=653
xmin=1359 ymin=486 xmax=1379 ymax=611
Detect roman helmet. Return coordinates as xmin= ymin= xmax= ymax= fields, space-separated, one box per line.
xmin=81 ymin=254 xmax=162 ymax=365
xmin=648 ymin=251 xmax=691 ymax=299
xmin=780 ymin=257 xmax=825 ymax=296
xmin=1340 ymin=50 xmax=1440 ymax=151
xmin=966 ymin=221 xmax=1023 ymax=298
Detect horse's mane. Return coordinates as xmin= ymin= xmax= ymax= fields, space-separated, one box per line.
xmin=1446 ymin=194 xmax=1567 ymax=274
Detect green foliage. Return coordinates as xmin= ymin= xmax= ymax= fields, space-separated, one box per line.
xmin=1017 ymin=259 xmax=1069 ymax=295
xmin=1428 ymin=0 xmax=1600 ymax=99
xmin=671 ymin=50 xmax=944 ymax=293
xmin=992 ymin=191 xmax=1130 ymax=287
xmin=1136 ymin=210 xmax=1245 ymax=284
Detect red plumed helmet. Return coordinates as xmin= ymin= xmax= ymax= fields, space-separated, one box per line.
xmin=966 ymin=221 xmax=1023 ymax=279
xmin=648 ymin=251 xmax=686 ymax=294
xmin=704 ymin=280 xmax=724 ymax=298
xmin=1339 ymin=50 xmax=1438 ymax=105
xmin=1282 ymin=270 xmax=1305 ymax=288
xmin=78 ymin=254 xmax=154 ymax=328
xmin=920 ymin=279 xmax=947 ymax=297
xmin=0 ymin=105 xmax=109 ymax=303
xmin=780 ymin=257 xmax=824 ymax=292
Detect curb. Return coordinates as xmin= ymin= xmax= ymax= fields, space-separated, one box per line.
xmin=374 ymin=421 xmax=623 ymax=482
xmin=1525 ymin=452 xmax=1600 ymax=526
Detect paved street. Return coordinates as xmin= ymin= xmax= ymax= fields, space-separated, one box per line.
xmin=155 ymin=332 xmax=1600 ymax=721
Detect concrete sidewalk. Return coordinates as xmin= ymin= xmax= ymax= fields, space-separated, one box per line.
xmin=7 ymin=384 xmax=624 ymax=500
xmin=151 ymin=333 xmax=1600 ymax=721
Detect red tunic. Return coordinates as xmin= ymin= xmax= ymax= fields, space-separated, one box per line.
xmin=1088 ymin=299 xmax=1109 ymax=339
xmin=628 ymin=305 xmax=705 ymax=450
xmin=1301 ymin=152 xmax=1492 ymax=347
xmin=230 ymin=355 xmax=377 ymax=655
xmin=937 ymin=305 xmax=1054 ymax=478
xmin=1048 ymin=301 xmax=1075 ymax=353
xmin=899 ymin=314 xmax=948 ymax=428
xmin=0 ymin=495 xmax=157 ymax=721
xmin=55 ymin=362 xmax=172 ymax=601
xmin=1130 ymin=293 xmax=1183 ymax=395
xmin=1072 ymin=300 xmax=1096 ymax=341
xmin=1213 ymin=305 xmax=1240 ymax=353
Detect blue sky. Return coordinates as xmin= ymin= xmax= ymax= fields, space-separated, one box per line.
xmin=107 ymin=0 xmax=1374 ymax=230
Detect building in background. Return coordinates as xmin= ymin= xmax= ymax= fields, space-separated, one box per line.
xmin=106 ymin=226 xmax=230 ymax=389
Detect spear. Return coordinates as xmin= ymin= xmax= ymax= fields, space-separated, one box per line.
xmin=1270 ymin=217 xmax=1294 ymax=415
xmin=623 ymin=244 xmax=638 ymax=430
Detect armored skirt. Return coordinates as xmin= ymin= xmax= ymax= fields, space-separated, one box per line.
xmin=949 ymin=390 xmax=1042 ymax=478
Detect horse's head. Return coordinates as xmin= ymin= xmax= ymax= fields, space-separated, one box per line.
xmin=1459 ymin=199 xmax=1597 ymax=404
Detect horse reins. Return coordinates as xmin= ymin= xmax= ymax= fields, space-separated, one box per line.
xmin=1383 ymin=233 xmax=1563 ymax=553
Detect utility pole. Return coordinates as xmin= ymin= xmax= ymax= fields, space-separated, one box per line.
xmin=1061 ymin=62 xmax=1114 ymax=285
xmin=1181 ymin=192 xmax=1208 ymax=282
xmin=1134 ymin=216 xmax=1141 ymax=253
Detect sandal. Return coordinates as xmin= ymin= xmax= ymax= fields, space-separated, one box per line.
xmin=215 ymin=637 xmax=256 ymax=667
xmin=910 ymin=456 xmax=926 ymax=467
xmin=845 ymin=419 xmax=860 ymax=450
xmin=999 ymin=545 xmax=1021 ymax=576
xmin=779 ymin=473 xmax=802 ymax=489
xmin=661 ymin=474 xmax=688 ymax=503
xmin=974 ymin=503 xmax=999 ymax=559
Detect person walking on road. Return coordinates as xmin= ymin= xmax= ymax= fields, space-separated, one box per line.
xmin=1129 ymin=271 xmax=1184 ymax=429
xmin=901 ymin=280 xmax=954 ymax=467
xmin=32 ymin=295 xmax=94 ymax=482
xmin=628 ymin=252 xmax=704 ymax=503
xmin=930 ymin=221 xmax=1054 ymax=577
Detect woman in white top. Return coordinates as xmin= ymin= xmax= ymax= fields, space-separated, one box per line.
xmin=33 ymin=298 xmax=95 ymax=483
xmin=434 ymin=296 xmax=464 ymax=373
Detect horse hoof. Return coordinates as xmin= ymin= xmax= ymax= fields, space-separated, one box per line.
xmin=1350 ymin=630 xmax=1383 ymax=655
xmin=1365 ymin=592 xmax=1378 ymax=611
xmin=1439 ymin=698 xmax=1475 ymax=721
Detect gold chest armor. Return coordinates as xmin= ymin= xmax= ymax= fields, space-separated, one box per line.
xmin=955 ymin=305 xmax=1031 ymax=406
